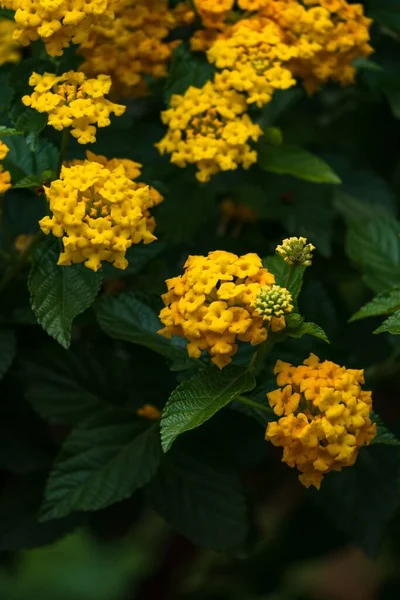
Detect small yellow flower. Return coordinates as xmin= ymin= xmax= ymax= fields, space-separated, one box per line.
xmin=0 ymin=141 xmax=11 ymax=195
xmin=22 ymin=71 xmax=126 ymax=144
xmin=265 ymin=354 xmax=376 ymax=489
xmin=137 ymin=404 xmax=162 ymax=420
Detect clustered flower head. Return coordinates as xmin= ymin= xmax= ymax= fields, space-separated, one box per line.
xmin=208 ymin=23 xmax=297 ymax=107
xmin=80 ymin=0 xmax=188 ymax=98
xmin=22 ymin=71 xmax=126 ymax=144
xmin=158 ymin=251 xmax=288 ymax=369
xmin=39 ymin=158 xmax=163 ymax=272
xmin=156 ymin=81 xmax=262 ymax=182
xmin=266 ymin=354 xmax=376 ymax=489
xmin=276 ymin=237 xmax=315 ymax=267
xmin=1 ymin=0 xmax=119 ymax=56
xmin=0 ymin=18 xmax=21 ymax=66
xmin=0 ymin=141 xmax=11 ymax=195
xmin=253 ymin=285 xmax=293 ymax=321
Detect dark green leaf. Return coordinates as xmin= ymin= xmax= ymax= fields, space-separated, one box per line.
xmin=350 ymin=288 xmax=400 ymax=322
xmin=41 ymin=410 xmax=161 ymax=520
xmin=258 ymin=142 xmax=341 ymax=184
xmin=0 ymin=475 xmax=81 ymax=551
xmin=374 ymin=310 xmax=400 ymax=335
xmin=24 ymin=347 xmax=112 ymax=425
xmin=161 ymin=365 xmax=256 ymax=452
xmin=315 ymin=446 xmax=400 ymax=557
xmin=102 ymin=242 xmax=165 ymax=279
xmin=164 ymin=44 xmax=215 ymax=104
xmin=286 ymin=314 xmax=329 ymax=343
xmin=96 ymin=292 xmax=191 ymax=363
xmin=148 ymin=452 xmax=248 ymax=550
xmin=0 ymin=127 xmax=23 ymax=136
xmin=28 ymin=237 xmax=102 ymax=349
xmin=264 ymin=255 xmax=305 ymax=300
xmin=372 ymin=413 xmax=400 ymax=446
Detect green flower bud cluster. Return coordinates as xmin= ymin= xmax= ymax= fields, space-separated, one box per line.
xmin=253 ymin=285 xmax=293 ymax=321
xmin=276 ymin=237 xmax=315 ymax=267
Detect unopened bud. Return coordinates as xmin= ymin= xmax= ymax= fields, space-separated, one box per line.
xmin=253 ymin=285 xmax=293 ymax=321
xmin=276 ymin=237 xmax=315 ymax=267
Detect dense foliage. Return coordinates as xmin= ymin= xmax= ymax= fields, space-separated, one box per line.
xmin=0 ymin=1 xmax=400 ymax=598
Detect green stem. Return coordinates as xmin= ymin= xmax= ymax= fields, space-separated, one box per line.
xmin=0 ymin=229 xmax=44 ymax=293
xmin=250 ymin=334 xmax=276 ymax=376
xmin=285 ymin=263 xmax=296 ymax=291
xmin=236 ymin=395 xmax=272 ymax=414
xmin=57 ymin=128 xmax=70 ymax=177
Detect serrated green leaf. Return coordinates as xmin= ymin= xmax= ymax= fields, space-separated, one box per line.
xmin=9 ymin=103 xmax=48 ymax=136
xmin=315 ymin=446 xmax=400 ymax=557
xmin=24 ymin=347 xmax=112 ymax=425
xmin=258 ymin=142 xmax=341 ymax=184
xmin=161 ymin=365 xmax=256 ymax=452
xmin=374 ymin=310 xmax=400 ymax=334
xmin=0 ymin=328 xmax=16 ymax=380
xmin=286 ymin=315 xmax=329 ymax=343
xmin=96 ymin=292 xmax=191 ymax=363
xmin=12 ymin=175 xmax=42 ymax=189
xmin=41 ymin=410 xmax=161 ymax=521
xmin=28 ymin=238 xmax=102 ymax=349
xmin=372 ymin=412 xmax=400 ymax=446
xmin=345 ymin=214 xmax=400 ymax=293
xmin=263 ymin=255 xmax=305 ymax=300
xmin=350 ymin=288 xmax=400 ymax=322
xmin=148 ymin=452 xmax=248 ymax=550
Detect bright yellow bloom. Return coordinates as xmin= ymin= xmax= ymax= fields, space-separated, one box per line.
xmin=194 ymin=0 xmax=233 ymax=29
xmin=156 ymin=81 xmax=262 ymax=182
xmin=276 ymin=236 xmax=316 ymax=267
xmin=158 ymin=251 xmax=285 ymax=369
xmin=266 ymin=354 xmax=376 ymax=489
xmin=22 ymin=71 xmax=126 ymax=144
xmin=79 ymin=0 xmax=187 ymax=98
xmin=0 ymin=141 xmax=11 ymax=195
xmin=0 ymin=18 xmax=21 ymax=65
xmin=39 ymin=159 xmax=162 ymax=272
xmin=1 ymin=0 xmax=119 ymax=56
xmin=208 ymin=23 xmax=297 ymax=107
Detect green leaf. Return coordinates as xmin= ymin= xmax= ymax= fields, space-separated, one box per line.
xmin=28 ymin=238 xmax=103 ymax=349
xmin=148 ymin=452 xmax=248 ymax=550
xmin=0 ymin=475 xmax=81 ymax=551
xmin=96 ymin=292 xmax=191 ymax=363
xmin=102 ymin=242 xmax=165 ymax=279
xmin=0 ymin=127 xmax=23 ymax=136
xmin=9 ymin=103 xmax=48 ymax=136
xmin=1 ymin=136 xmax=58 ymax=182
xmin=343 ymin=212 xmax=400 ymax=293
xmin=315 ymin=446 xmax=400 ymax=557
xmin=12 ymin=175 xmax=42 ymax=189
xmin=161 ymin=365 xmax=256 ymax=452
xmin=258 ymin=142 xmax=341 ymax=184
xmin=286 ymin=314 xmax=330 ymax=343
xmin=374 ymin=310 xmax=400 ymax=335
xmin=0 ymin=328 xmax=16 ymax=380
xmin=263 ymin=255 xmax=305 ymax=300
xmin=24 ymin=347 xmax=112 ymax=425
xmin=164 ymin=43 xmax=215 ymax=104
xmin=350 ymin=288 xmax=400 ymax=322
xmin=372 ymin=413 xmax=400 ymax=446
xmin=41 ymin=409 xmax=161 ymax=521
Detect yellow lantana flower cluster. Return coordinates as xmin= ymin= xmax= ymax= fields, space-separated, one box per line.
xmin=0 ymin=18 xmax=21 ymax=66
xmin=39 ymin=160 xmax=162 ymax=272
xmin=209 ymin=24 xmax=296 ymax=107
xmin=22 ymin=71 xmax=126 ymax=144
xmin=156 ymin=81 xmax=262 ymax=182
xmin=1 ymin=0 xmax=118 ymax=56
xmin=80 ymin=0 xmax=187 ymax=98
xmin=266 ymin=354 xmax=376 ymax=489
xmin=158 ymin=251 xmax=288 ymax=369
xmin=0 ymin=141 xmax=12 ymax=195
